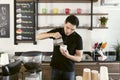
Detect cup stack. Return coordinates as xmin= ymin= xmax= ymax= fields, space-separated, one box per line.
xmin=100 ymin=66 xmax=109 ymax=80
xmin=91 ymin=70 xmax=99 ymax=80
xmin=82 ymin=68 xmax=91 ymax=80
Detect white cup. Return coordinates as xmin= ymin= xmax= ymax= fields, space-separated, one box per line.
xmin=60 ymin=45 xmax=67 ymax=50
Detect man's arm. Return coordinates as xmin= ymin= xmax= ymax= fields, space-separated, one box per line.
xmin=36 ymin=32 xmax=61 ymax=40
xmin=60 ymin=49 xmax=83 ymax=62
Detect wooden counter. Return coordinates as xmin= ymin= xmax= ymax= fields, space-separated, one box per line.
xmin=41 ymin=63 xmax=51 ymax=80
xmin=42 ymin=61 xmax=120 ymax=80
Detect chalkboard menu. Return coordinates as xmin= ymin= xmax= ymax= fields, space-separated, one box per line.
xmin=0 ymin=4 xmax=10 ymax=38
xmin=15 ymin=1 xmax=36 ymax=44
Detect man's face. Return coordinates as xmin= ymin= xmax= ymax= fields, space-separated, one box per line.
xmin=64 ymin=22 xmax=76 ymax=36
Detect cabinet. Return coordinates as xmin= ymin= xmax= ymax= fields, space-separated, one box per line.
xmin=41 ymin=63 xmax=51 ymax=80
xmin=14 ymin=0 xmax=38 ymax=44
xmin=42 ymin=62 xmax=120 ymax=80
xmin=75 ymin=62 xmax=98 ymax=76
xmin=75 ymin=62 xmax=120 ymax=79
xmin=98 ymin=62 xmax=120 ymax=80
xmin=37 ymin=0 xmax=108 ymax=30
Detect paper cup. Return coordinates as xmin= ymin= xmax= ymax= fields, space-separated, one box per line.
xmin=60 ymin=45 xmax=67 ymax=50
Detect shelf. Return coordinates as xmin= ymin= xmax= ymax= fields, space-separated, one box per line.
xmin=16 ymin=0 xmax=34 ymax=2
xmin=37 ymin=12 xmax=108 ymax=30
xmin=38 ymin=0 xmax=98 ymax=3
xmin=38 ymin=26 xmax=89 ymax=29
xmin=37 ymin=13 xmax=108 ymax=16
xmin=92 ymin=13 xmax=108 ymax=15
xmin=38 ymin=26 xmax=108 ymax=29
xmin=92 ymin=27 xmax=108 ymax=29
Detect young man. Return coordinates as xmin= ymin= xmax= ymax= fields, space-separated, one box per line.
xmin=36 ymin=15 xmax=83 ymax=80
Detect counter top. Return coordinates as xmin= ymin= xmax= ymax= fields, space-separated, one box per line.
xmin=42 ymin=51 xmax=118 ymax=62
xmin=42 ymin=61 xmax=120 ymax=64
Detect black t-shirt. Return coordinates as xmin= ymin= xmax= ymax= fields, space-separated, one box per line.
xmin=47 ymin=28 xmax=83 ymax=72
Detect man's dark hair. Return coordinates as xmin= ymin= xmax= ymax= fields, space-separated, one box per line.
xmin=65 ymin=15 xmax=79 ymax=27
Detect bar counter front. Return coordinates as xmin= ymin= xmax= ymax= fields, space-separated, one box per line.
xmin=42 ymin=52 xmax=120 ymax=80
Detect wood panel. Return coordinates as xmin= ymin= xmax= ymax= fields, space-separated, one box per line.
xmin=42 ymin=63 xmax=51 ymax=80
xmin=99 ymin=62 xmax=120 ymax=73
xmin=75 ymin=62 xmax=98 ymax=76
xmin=42 ymin=62 xmax=120 ymax=80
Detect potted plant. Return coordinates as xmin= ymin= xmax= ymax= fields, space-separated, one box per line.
xmin=112 ymin=41 xmax=120 ymax=61
xmin=99 ymin=16 xmax=108 ymax=27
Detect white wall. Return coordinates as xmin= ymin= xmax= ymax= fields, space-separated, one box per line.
xmin=0 ymin=0 xmax=120 ymax=53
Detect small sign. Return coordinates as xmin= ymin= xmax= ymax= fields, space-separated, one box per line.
xmin=0 ymin=4 xmax=10 ymax=38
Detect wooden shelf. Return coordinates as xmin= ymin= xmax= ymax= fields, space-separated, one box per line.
xmin=16 ymin=0 xmax=34 ymax=2
xmin=92 ymin=27 xmax=108 ymax=29
xmin=38 ymin=26 xmax=89 ymax=29
xmin=38 ymin=0 xmax=98 ymax=3
xmin=38 ymin=26 xmax=108 ymax=29
xmin=37 ymin=13 xmax=108 ymax=16
xmin=92 ymin=13 xmax=108 ymax=15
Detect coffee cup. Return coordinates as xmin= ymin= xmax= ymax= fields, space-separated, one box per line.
xmin=60 ymin=45 xmax=67 ymax=50
xmin=77 ymin=8 xmax=82 ymax=14
xmin=42 ymin=8 xmax=47 ymax=14
xmin=53 ymin=8 xmax=58 ymax=14
xmin=65 ymin=8 xmax=70 ymax=14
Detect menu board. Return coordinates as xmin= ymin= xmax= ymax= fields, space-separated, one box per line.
xmin=0 ymin=4 xmax=10 ymax=38
xmin=15 ymin=2 xmax=35 ymax=44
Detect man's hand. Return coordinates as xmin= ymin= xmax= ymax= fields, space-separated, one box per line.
xmin=60 ymin=48 xmax=82 ymax=62
xmin=52 ymin=32 xmax=61 ymax=39
xmin=60 ymin=48 xmax=69 ymax=57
